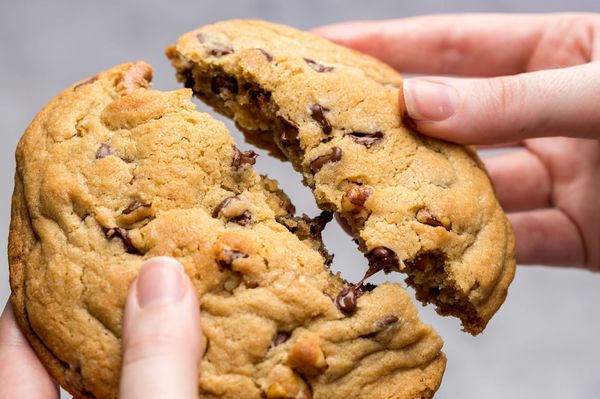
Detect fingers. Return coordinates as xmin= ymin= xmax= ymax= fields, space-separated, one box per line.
xmin=399 ymin=62 xmax=600 ymax=144
xmin=0 ymin=301 xmax=60 ymax=399
xmin=119 ymin=257 xmax=203 ymax=399
xmin=315 ymin=14 xmax=600 ymax=75
xmin=509 ymin=209 xmax=586 ymax=268
xmin=482 ymin=149 xmax=551 ymax=212
xmin=314 ymin=14 xmax=549 ymax=76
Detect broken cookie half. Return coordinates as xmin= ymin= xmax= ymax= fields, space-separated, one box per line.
xmin=167 ymin=19 xmax=517 ymax=335
xmin=9 ymin=61 xmax=445 ymax=399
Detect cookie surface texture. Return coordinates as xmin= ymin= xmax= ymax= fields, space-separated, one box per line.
xmin=9 ymin=62 xmax=445 ymax=399
xmin=167 ymin=19 xmax=517 ymax=334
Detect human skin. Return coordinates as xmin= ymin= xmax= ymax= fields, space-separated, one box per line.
xmin=315 ymin=13 xmax=600 ymax=271
xmin=1 ymin=14 xmax=599 ymax=398
xmin=0 ymin=257 xmax=204 ymax=399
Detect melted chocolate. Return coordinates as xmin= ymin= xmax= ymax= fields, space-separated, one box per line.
xmin=212 ymin=196 xmax=238 ymax=218
xmin=365 ymin=247 xmax=400 ymax=278
xmin=211 ymin=75 xmax=238 ymax=95
xmin=272 ymin=331 xmax=290 ymax=346
xmin=248 ymin=87 xmax=271 ymax=108
xmin=348 ymin=131 xmax=384 ymax=148
xmin=218 ymin=249 xmax=248 ymax=269
xmin=230 ymin=210 xmax=252 ymax=226
xmin=231 ymin=147 xmax=258 ymax=170
xmin=104 ymin=227 xmax=139 ymax=254
xmin=335 ymin=286 xmax=358 ymax=315
xmin=310 ymin=104 xmax=332 ymax=135
xmin=279 ymin=117 xmax=299 ymax=147
xmin=310 ymin=147 xmax=342 ymax=173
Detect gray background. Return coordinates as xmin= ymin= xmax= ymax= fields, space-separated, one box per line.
xmin=1 ymin=1 xmax=599 ymax=398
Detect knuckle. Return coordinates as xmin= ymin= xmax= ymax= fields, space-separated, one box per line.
xmin=488 ymin=76 xmax=526 ymax=131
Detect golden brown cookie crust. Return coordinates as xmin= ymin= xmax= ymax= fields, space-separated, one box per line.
xmin=9 ymin=62 xmax=445 ymax=399
xmin=167 ymin=19 xmax=517 ymax=335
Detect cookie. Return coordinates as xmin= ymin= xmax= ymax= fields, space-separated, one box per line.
xmin=9 ymin=62 xmax=445 ymax=399
xmin=166 ymin=19 xmax=517 ymax=335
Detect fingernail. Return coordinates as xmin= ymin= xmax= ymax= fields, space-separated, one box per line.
xmin=136 ymin=257 xmax=186 ymax=308
xmin=403 ymin=79 xmax=458 ymax=121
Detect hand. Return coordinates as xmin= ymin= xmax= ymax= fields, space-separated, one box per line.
xmin=0 ymin=256 xmax=203 ymax=398
xmin=315 ymin=13 xmax=600 ymax=271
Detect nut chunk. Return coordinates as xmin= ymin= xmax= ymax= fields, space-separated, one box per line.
xmin=287 ymin=333 xmax=326 ymax=376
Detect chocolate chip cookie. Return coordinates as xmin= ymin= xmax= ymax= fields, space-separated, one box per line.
xmin=166 ymin=19 xmax=517 ymax=335
xmin=9 ymin=62 xmax=445 ymax=399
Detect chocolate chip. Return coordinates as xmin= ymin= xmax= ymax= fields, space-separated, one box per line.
xmin=335 ymin=286 xmax=358 ymax=315
xmin=230 ymin=210 xmax=252 ymax=226
xmin=310 ymin=147 xmax=342 ymax=174
xmin=376 ymin=315 xmax=399 ymax=329
xmin=313 ymin=212 xmax=334 ymax=266
xmin=73 ymin=76 xmax=97 ymax=91
xmin=416 ymin=209 xmax=450 ymax=229
xmin=257 ymin=48 xmax=273 ymax=62
xmin=360 ymin=315 xmax=399 ymax=339
xmin=231 ymin=146 xmax=258 ymax=170
xmin=272 ymin=331 xmax=290 ymax=346
xmin=212 ymin=196 xmax=238 ymax=218
xmin=117 ymin=200 xmax=153 ymax=227
xmin=310 ymin=104 xmax=332 ymax=135
xmin=361 ymin=283 xmax=377 ymax=292
xmin=247 ymin=87 xmax=271 ymax=108
xmin=211 ymin=46 xmax=234 ymax=56
xmin=211 ymin=75 xmax=238 ymax=96
xmin=348 ymin=131 xmax=384 ymax=148
xmin=365 ymin=247 xmax=400 ymax=278
xmin=96 ymin=143 xmax=115 ymax=159
xmin=309 ymin=211 xmax=333 ymax=236
xmin=279 ymin=117 xmax=299 ymax=147
xmin=196 ymin=33 xmax=234 ymax=56
xmin=104 ymin=227 xmax=139 ymax=254
xmin=406 ymin=253 xmax=445 ymax=273
xmin=322 ymin=251 xmax=334 ymax=267
xmin=304 ymin=58 xmax=334 ymax=73
xmin=218 ymin=248 xmax=248 ymax=269
xmin=336 ymin=274 xmax=382 ymax=316
xmin=122 ymin=200 xmax=151 ymax=215
xmin=179 ymin=69 xmax=195 ymax=90
xmin=225 ymin=249 xmax=247 ymax=261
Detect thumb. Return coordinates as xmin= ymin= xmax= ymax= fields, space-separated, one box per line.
xmin=119 ymin=257 xmax=203 ymax=399
xmin=400 ymin=61 xmax=600 ymax=144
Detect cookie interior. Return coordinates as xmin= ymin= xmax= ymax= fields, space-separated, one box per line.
xmin=9 ymin=61 xmax=446 ymax=399
xmin=166 ymin=19 xmax=516 ymax=335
